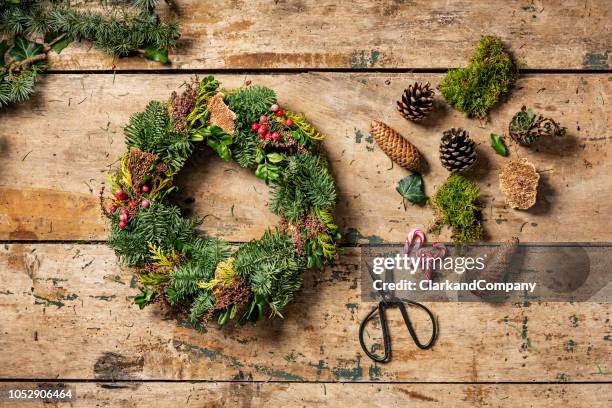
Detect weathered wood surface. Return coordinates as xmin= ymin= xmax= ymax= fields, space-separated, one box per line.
xmin=3 ymin=382 xmax=611 ymax=408
xmin=0 ymin=73 xmax=609 ymax=243
xmin=1 ymin=244 xmax=609 ymax=382
xmin=44 ymin=0 xmax=612 ymax=70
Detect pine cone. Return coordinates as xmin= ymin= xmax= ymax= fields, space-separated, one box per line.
xmin=439 ymin=128 xmax=477 ymax=172
xmin=509 ymin=106 xmax=566 ymax=146
xmin=370 ymin=121 xmax=422 ymax=171
xmin=397 ymin=82 xmax=435 ymax=121
xmin=466 ymin=237 xmax=520 ymax=300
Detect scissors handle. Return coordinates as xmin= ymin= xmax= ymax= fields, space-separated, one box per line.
xmin=359 ymin=300 xmax=437 ymax=363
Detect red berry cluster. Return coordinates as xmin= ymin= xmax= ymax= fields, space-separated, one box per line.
xmin=108 ymin=185 xmax=151 ymax=230
xmin=250 ymin=104 xmax=294 ymax=141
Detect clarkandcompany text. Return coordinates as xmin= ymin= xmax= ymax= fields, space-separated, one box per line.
xmin=373 ymin=279 xmax=537 ymax=293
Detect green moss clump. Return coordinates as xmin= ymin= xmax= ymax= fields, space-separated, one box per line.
xmin=429 ymin=174 xmax=484 ymax=243
xmin=439 ymin=35 xmax=517 ymax=118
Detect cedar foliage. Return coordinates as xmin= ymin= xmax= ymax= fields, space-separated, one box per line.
xmin=0 ymin=0 xmax=179 ymax=107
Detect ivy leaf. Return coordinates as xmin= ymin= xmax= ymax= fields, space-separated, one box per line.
xmin=396 ymin=173 xmax=427 ymax=206
xmin=143 ymin=45 xmax=169 ymax=64
xmin=44 ymin=32 xmax=73 ymax=54
xmin=9 ymin=36 xmax=44 ymax=62
xmin=490 ymin=133 xmax=508 ymax=156
xmin=0 ymin=40 xmax=9 ymax=66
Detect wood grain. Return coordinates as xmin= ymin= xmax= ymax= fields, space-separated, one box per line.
xmin=0 ymin=244 xmax=609 ymax=382
xmin=43 ymin=0 xmax=611 ymax=70
xmin=0 ymin=73 xmax=609 ymax=243
xmin=3 ymin=382 xmax=611 ymax=408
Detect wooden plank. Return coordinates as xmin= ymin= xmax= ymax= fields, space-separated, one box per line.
xmin=0 ymin=244 xmax=609 ymax=382
xmin=2 ymin=382 xmax=611 ymax=408
xmin=0 ymin=73 xmax=609 ymax=243
xmin=43 ymin=0 xmax=611 ymax=70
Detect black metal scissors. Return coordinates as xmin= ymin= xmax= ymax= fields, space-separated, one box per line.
xmin=359 ymin=265 xmax=437 ymax=363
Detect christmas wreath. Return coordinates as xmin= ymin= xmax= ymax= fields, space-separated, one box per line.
xmin=101 ymin=76 xmax=340 ymax=328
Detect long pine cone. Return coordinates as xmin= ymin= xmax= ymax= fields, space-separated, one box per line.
xmin=370 ymin=121 xmax=422 ymax=172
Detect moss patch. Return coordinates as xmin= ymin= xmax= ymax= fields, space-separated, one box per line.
xmin=429 ymin=174 xmax=483 ymax=243
xmin=439 ymin=36 xmax=517 ymax=118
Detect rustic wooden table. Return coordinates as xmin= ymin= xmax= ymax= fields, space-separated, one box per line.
xmin=1 ymin=1 xmax=611 ymax=406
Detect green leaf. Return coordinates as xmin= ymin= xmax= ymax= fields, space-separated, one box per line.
xmin=490 ymin=133 xmax=508 ymax=156
xmin=9 ymin=36 xmax=44 ymax=62
xmin=255 ymin=163 xmax=279 ymax=183
xmin=44 ymin=32 xmax=73 ymax=54
xmin=0 ymin=41 xmax=9 ymax=66
xmin=134 ymin=287 xmax=154 ymax=310
xmin=143 ymin=45 xmax=169 ymax=64
xmin=207 ymin=138 xmax=231 ymax=161
xmin=266 ymin=152 xmax=283 ymax=163
xmin=396 ymin=173 xmax=427 ymax=206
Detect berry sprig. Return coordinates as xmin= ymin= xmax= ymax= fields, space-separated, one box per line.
xmin=250 ymin=104 xmax=294 ymax=142
xmin=108 ymin=185 xmax=152 ymax=229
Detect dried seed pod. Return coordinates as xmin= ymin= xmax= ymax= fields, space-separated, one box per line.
xmin=207 ymin=93 xmax=236 ymax=135
xmin=499 ymin=158 xmax=540 ymax=209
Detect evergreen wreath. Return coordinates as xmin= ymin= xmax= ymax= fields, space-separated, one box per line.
xmin=101 ymin=76 xmax=340 ymax=328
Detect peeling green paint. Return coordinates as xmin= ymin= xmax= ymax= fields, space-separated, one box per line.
xmin=350 ymin=50 xmax=381 ymax=68
xmin=345 ymin=303 xmax=358 ymax=311
xmin=365 ymin=132 xmax=375 ymax=151
xmin=253 ymin=364 xmax=305 ymax=381
xmin=355 ymin=129 xmax=363 ymax=143
xmin=344 ymin=228 xmax=384 ymax=245
xmin=90 ymin=294 xmax=117 ymax=302
xmin=308 ymin=359 xmax=328 ymax=380
xmin=556 ymin=373 xmax=570 ymax=382
xmin=331 ymin=355 xmax=363 ymax=381
xmin=173 ymin=339 xmax=242 ymax=367
xmin=565 ymin=339 xmax=576 ymax=352
xmin=504 ymin=316 xmax=538 ymax=352
xmin=569 ymin=314 xmax=578 ymax=327
xmin=368 ymin=364 xmax=381 ymax=380
xmin=495 ymin=218 xmax=508 ymax=224
xmin=284 ymin=352 xmax=296 ymax=363
xmin=583 ymin=51 xmax=609 ymax=69
xmin=33 ymin=295 xmax=65 ymax=308
xmin=129 ymin=275 xmax=138 ymax=289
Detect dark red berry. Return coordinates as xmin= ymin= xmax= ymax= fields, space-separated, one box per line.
xmin=128 ymin=201 xmax=134 ymax=210
xmin=271 ymin=132 xmax=280 ymax=140
xmin=120 ymin=213 xmax=128 ymax=222
xmin=118 ymin=220 xmax=127 ymax=229
xmin=141 ymin=185 xmax=149 ymax=193
xmin=259 ymin=115 xmax=268 ymax=124
xmin=120 ymin=208 xmax=128 ymax=215
xmin=258 ymin=133 xmax=265 ymax=140
xmin=114 ymin=189 xmax=125 ymax=199
xmin=285 ymin=118 xmax=293 ymax=127
xmin=258 ymin=125 xmax=268 ymax=135
xmin=109 ymin=205 xmax=117 ymax=212
xmin=251 ymin=122 xmax=260 ymax=131
xmin=275 ymin=109 xmax=284 ymax=117
xmin=141 ymin=199 xmax=150 ymax=208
